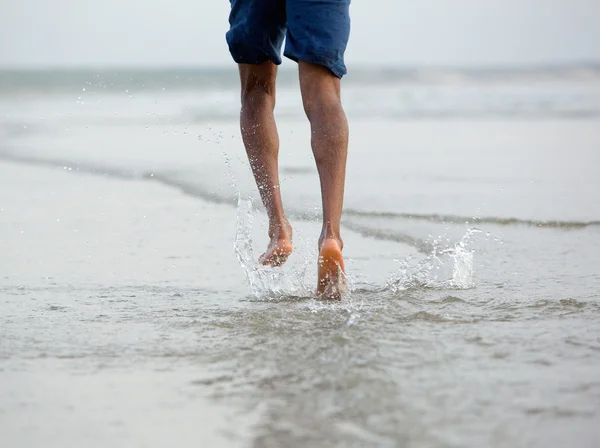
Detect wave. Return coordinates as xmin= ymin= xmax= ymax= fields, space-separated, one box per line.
xmin=344 ymin=209 xmax=600 ymax=229
xmin=0 ymin=152 xmax=442 ymax=253
xmin=1 ymin=151 xmax=597 ymax=259
xmin=0 ymin=151 xmax=237 ymax=205
xmin=2 ymin=64 xmax=600 ymax=94
xmin=0 ymin=152 xmax=145 ymax=180
xmin=341 ymin=220 xmax=432 ymax=253
xmin=187 ymin=110 xmax=600 ymax=122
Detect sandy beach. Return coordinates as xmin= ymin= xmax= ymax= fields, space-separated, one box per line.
xmin=1 ymin=67 xmax=600 ymax=447
xmin=1 ymin=161 xmax=251 ymax=446
xmin=0 ymin=160 xmax=420 ymax=447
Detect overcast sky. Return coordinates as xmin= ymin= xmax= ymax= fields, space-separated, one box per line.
xmin=1 ymin=0 xmax=599 ymax=68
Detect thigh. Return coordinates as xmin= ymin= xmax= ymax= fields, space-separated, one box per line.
xmin=284 ymin=0 xmax=351 ymax=78
xmin=226 ymin=0 xmax=287 ymax=65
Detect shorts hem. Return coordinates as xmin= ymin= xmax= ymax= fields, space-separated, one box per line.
xmin=226 ymin=31 xmax=283 ymax=66
xmin=230 ymin=54 xmax=283 ymax=66
xmin=283 ymin=51 xmax=347 ymax=79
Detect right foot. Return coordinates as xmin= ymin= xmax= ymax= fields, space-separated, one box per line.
xmin=259 ymin=219 xmax=293 ymax=267
xmin=317 ymin=238 xmax=346 ymax=300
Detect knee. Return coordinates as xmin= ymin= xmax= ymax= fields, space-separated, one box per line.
xmin=300 ymin=79 xmax=342 ymax=121
xmin=302 ymin=88 xmax=343 ymax=122
xmin=299 ymin=63 xmax=342 ymax=120
xmin=240 ymin=72 xmax=276 ymax=111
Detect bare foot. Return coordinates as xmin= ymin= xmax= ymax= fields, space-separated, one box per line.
xmin=317 ymin=238 xmax=346 ymax=300
xmin=259 ymin=219 xmax=293 ymax=267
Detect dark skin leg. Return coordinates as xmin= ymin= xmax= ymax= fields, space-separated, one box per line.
xmin=298 ymin=62 xmax=349 ymax=298
xmin=238 ymin=62 xmax=292 ymax=266
xmin=237 ymin=61 xmax=348 ymax=298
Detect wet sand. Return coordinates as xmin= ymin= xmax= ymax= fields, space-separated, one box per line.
xmin=2 ymin=67 xmax=600 ymax=446
xmin=1 ymin=161 xmax=419 ymax=447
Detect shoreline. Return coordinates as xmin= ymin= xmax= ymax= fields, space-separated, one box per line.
xmin=0 ymin=159 xmax=245 ymax=291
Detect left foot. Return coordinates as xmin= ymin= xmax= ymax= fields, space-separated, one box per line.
xmin=259 ymin=219 xmax=293 ymax=267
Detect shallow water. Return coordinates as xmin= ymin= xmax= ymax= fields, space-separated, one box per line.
xmin=1 ymin=68 xmax=600 ymax=447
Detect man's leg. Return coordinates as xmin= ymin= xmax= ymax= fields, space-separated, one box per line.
xmin=298 ymin=61 xmax=349 ymax=298
xmin=238 ymin=62 xmax=292 ymax=266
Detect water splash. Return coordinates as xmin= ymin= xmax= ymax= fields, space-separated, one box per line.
xmin=448 ymin=228 xmax=478 ymax=288
xmin=233 ymin=195 xmax=312 ymax=298
xmin=234 ymin=192 xmax=476 ymax=298
xmin=386 ymin=228 xmax=479 ymax=293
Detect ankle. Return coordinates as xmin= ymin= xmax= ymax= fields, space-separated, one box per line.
xmin=268 ymin=216 xmax=292 ymax=239
xmin=319 ymin=232 xmax=343 ymax=251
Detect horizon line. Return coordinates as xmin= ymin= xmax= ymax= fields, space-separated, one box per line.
xmin=1 ymin=60 xmax=600 ymax=72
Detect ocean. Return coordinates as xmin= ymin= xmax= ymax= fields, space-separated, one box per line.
xmin=1 ymin=66 xmax=599 ymax=447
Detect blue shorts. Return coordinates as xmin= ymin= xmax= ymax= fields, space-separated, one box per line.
xmin=226 ymin=0 xmax=351 ymax=78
